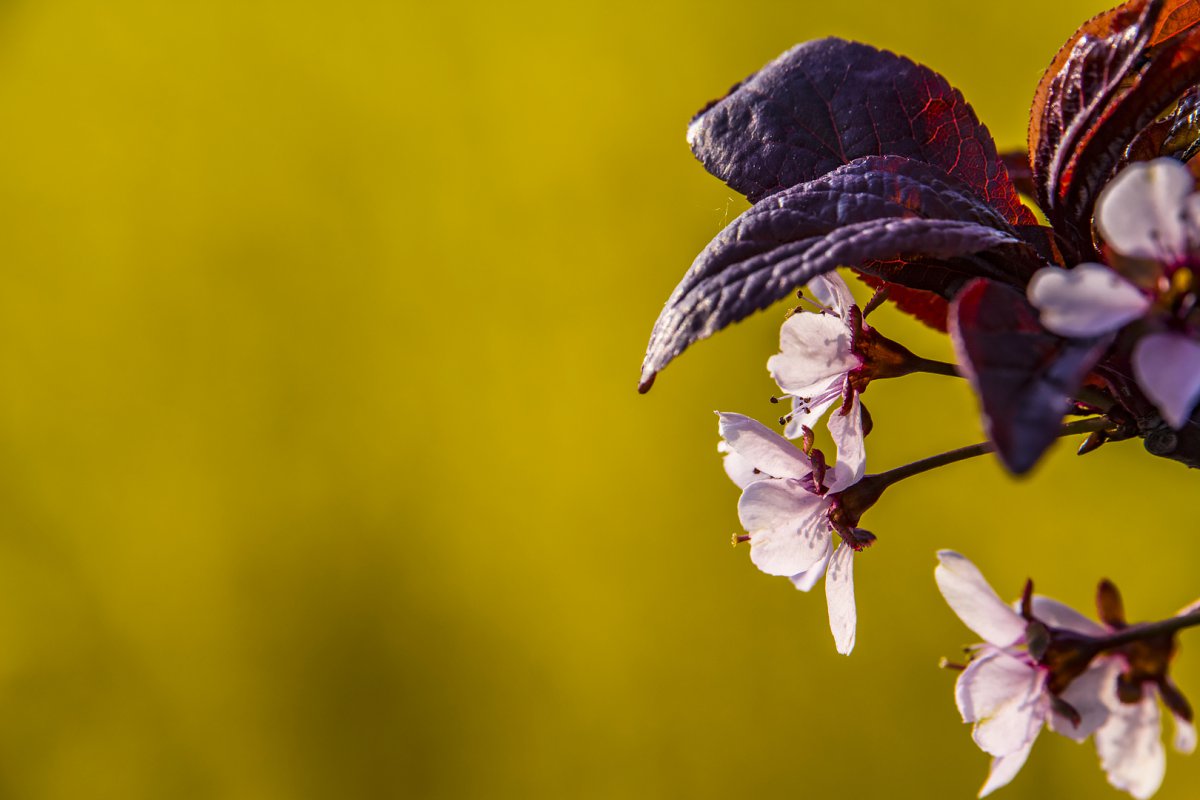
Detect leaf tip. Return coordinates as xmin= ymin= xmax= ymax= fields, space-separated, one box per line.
xmin=996 ymin=449 xmax=1041 ymax=477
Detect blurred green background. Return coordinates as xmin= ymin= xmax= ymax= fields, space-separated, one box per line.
xmin=0 ymin=0 xmax=1193 ymax=798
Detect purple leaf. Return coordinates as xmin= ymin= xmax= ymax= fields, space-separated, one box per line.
xmin=949 ymin=278 xmax=1109 ymax=474
xmin=688 ymin=38 xmax=1033 ymax=225
xmin=854 ymin=224 xmax=1070 ymax=331
xmin=639 ymin=157 xmax=1044 ymax=391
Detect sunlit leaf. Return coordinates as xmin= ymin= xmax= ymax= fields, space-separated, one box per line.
xmin=1030 ymin=0 xmax=1200 ymax=252
xmin=687 ymin=37 xmax=1032 ymax=225
xmin=639 ymin=157 xmax=1042 ymax=391
xmin=949 ymin=278 xmax=1109 ymax=474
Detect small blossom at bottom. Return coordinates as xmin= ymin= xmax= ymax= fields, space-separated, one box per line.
xmin=1096 ymin=684 xmax=1171 ymax=800
xmin=935 ymin=551 xmax=1115 ymax=797
xmin=1091 ymin=596 xmax=1199 ymax=800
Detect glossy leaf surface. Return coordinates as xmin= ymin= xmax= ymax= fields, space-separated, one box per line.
xmin=1030 ymin=1 xmax=1159 ymax=242
xmin=1123 ymin=86 xmax=1200 ymax=166
xmin=1060 ymin=25 xmax=1200 ymax=244
xmin=1030 ymin=0 xmax=1200 ymax=251
xmin=639 ymin=157 xmax=1041 ymax=391
xmin=950 ymin=278 xmax=1110 ymax=474
xmin=687 ymin=38 xmax=1033 ymax=225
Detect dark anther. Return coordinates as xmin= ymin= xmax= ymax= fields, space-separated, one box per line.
xmin=839 ymin=527 xmax=876 ymax=551
xmin=1159 ymin=679 xmax=1194 ymax=723
xmin=1051 ymin=695 xmax=1082 ymax=728
xmin=1117 ymin=673 xmax=1144 ymax=705
xmin=1096 ymin=579 xmax=1127 ymax=629
xmin=1026 ymin=620 xmax=1050 ymax=662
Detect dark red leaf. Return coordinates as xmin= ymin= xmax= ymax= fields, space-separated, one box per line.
xmin=1030 ymin=1 xmax=1159 ymax=245
xmin=1014 ymin=224 xmax=1076 ymax=267
xmin=687 ymin=37 xmax=1033 ymax=225
xmin=1153 ymin=0 xmax=1200 ymax=41
xmin=856 ymin=272 xmax=951 ymax=331
xmin=1122 ymin=86 xmax=1200 ymax=166
xmin=949 ymin=278 xmax=1110 ymax=474
xmin=1059 ymin=24 xmax=1200 ymax=241
xmin=638 ymin=157 xmax=1044 ymax=391
xmin=1028 ymin=1 xmax=1170 ymax=168
xmin=999 ymin=150 xmax=1037 ymax=198
xmin=1029 ymin=0 xmax=1200 ymax=252
xmin=850 ymin=217 xmax=1069 ymax=333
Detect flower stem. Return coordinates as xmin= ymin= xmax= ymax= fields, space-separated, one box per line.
xmin=867 ymin=417 xmax=1110 ymax=491
xmin=909 ymin=357 xmax=961 ymax=378
xmin=833 ymin=417 xmax=1112 ymax=525
xmin=1093 ymin=610 xmax=1200 ymax=652
xmin=902 ymin=358 xmax=1113 ymax=414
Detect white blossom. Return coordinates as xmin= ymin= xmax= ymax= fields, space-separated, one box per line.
xmin=769 ymin=273 xmax=862 ymax=436
xmin=717 ymin=396 xmax=867 ymax=654
xmin=936 ymin=551 xmax=1115 ymax=797
xmin=1027 ymin=158 xmax=1200 ymax=429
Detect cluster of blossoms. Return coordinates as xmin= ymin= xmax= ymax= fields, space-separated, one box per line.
xmin=716 ymin=273 xmax=928 ymax=654
xmin=1028 ymin=158 xmax=1200 ymax=429
xmin=937 ymin=551 xmax=1197 ymax=797
xmin=712 ymin=264 xmax=1200 ymax=795
xmin=640 ymin=0 xmax=1200 ymax=795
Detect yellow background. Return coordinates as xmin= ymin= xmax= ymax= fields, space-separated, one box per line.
xmin=0 ymin=0 xmax=1193 ymax=798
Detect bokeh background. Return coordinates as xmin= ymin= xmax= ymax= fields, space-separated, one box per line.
xmin=0 ymin=0 xmax=1193 ymax=798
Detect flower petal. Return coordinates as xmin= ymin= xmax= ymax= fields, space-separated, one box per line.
xmin=1097 ymin=157 xmax=1194 ymax=262
xmin=782 ymin=392 xmax=840 ymax=439
xmin=827 ymin=394 xmax=866 ymax=490
xmin=1027 ymin=264 xmax=1149 ymax=338
xmin=1174 ymin=713 xmax=1196 ymax=755
xmin=768 ymin=312 xmax=859 ymax=397
xmin=718 ymin=412 xmax=812 ymax=479
xmin=1049 ymin=659 xmax=1116 ymax=742
xmin=738 ymin=480 xmax=830 ymax=576
xmin=789 ymin=538 xmax=832 ymax=592
xmin=935 ymin=551 xmax=1026 ymax=648
xmin=806 ymin=272 xmax=857 ymax=318
xmin=718 ymin=442 xmax=768 ymax=488
xmin=1132 ymin=332 xmax=1200 ymax=429
xmin=1029 ymin=595 xmax=1107 ymax=637
xmin=825 ymin=543 xmax=856 ymax=655
xmin=1096 ymin=693 xmax=1166 ymax=800
xmin=956 ymin=648 xmax=1046 ymax=757
xmin=978 ymin=737 xmax=1036 ymax=798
